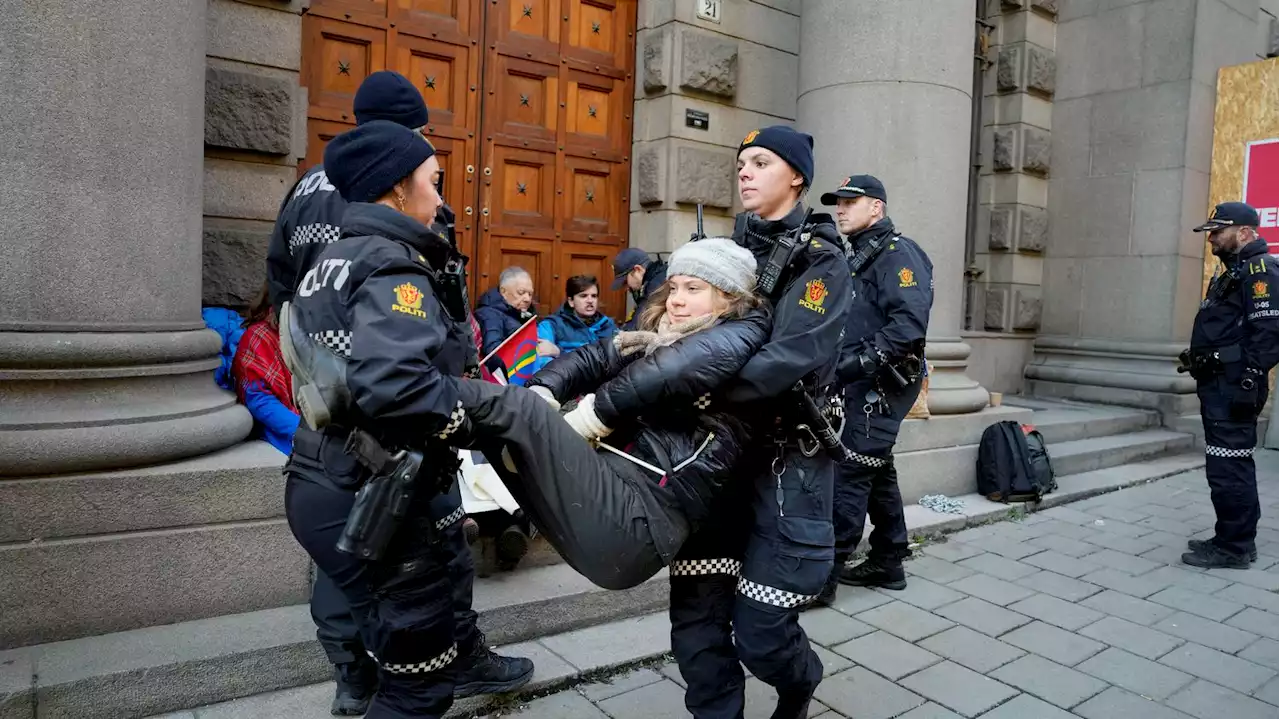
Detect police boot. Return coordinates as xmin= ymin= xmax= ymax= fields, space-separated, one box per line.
xmin=1181 ymin=542 xmax=1250 ymax=569
xmin=453 ymin=634 xmax=535 ymax=698
xmin=331 ymin=659 xmax=377 ymax=716
xmin=770 ymin=690 xmax=814 ymax=719
xmin=1187 ymin=538 xmax=1256 ymax=562
xmin=838 ymin=557 xmax=907 ymax=590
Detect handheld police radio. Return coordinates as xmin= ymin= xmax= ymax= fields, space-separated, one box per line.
xmin=758 ymin=207 xmax=813 ymax=297
xmin=691 ymin=203 xmax=706 ymax=242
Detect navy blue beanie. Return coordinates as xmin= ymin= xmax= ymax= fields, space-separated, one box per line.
xmin=738 ymin=125 xmax=815 ymax=187
xmin=354 ymin=71 xmax=429 ymax=128
xmin=323 ymin=120 xmax=436 ymax=203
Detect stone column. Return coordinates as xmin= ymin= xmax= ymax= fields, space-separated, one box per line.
xmin=796 ymin=0 xmax=989 ymax=414
xmin=0 ymin=0 xmax=251 ymax=476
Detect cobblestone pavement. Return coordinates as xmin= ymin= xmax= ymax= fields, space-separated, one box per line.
xmin=485 ymin=455 xmax=1279 ymax=718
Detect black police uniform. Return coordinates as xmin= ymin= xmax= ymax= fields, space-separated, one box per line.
xmin=830 ymin=217 xmax=933 ymax=586
xmin=1185 ymin=235 xmax=1277 ymax=563
xmin=621 ymin=259 xmax=668 ymax=331
xmin=285 ymin=202 xmax=484 ymax=719
xmin=668 ymin=204 xmax=853 ymax=719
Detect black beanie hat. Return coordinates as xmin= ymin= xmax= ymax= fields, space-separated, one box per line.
xmin=354 ymin=71 xmax=429 ymax=128
xmin=323 ymin=120 xmax=436 ymax=203
xmin=738 ymin=125 xmax=815 ymax=187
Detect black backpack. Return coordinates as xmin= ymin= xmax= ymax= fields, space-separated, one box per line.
xmin=976 ymin=421 xmax=1057 ymax=503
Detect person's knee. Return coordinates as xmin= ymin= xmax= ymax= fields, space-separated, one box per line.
xmin=732 ymin=604 xmax=815 ymax=686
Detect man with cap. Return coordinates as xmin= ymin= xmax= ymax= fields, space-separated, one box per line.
xmin=808 ymin=174 xmax=933 ymax=604
xmin=1180 ymin=201 xmax=1277 ymax=569
xmin=666 ymin=125 xmax=852 ymax=719
xmin=267 ymin=72 xmax=528 ymax=716
xmin=611 ymin=247 xmax=667 ymax=330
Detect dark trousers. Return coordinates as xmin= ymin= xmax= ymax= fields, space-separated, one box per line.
xmin=1198 ymin=375 xmax=1267 ymax=557
xmin=669 ymin=448 xmax=832 ymax=718
xmin=312 ymin=567 xmax=365 ymax=666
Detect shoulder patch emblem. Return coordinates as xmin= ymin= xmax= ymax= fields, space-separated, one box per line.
xmin=1253 ymin=280 xmax=1270 ymax=299
xmin=742 ymin=129 xmax=760 ymax=145
xmin=898 ymin=267 xmax=917 ymax=288
xmin=799 ymin=278 xmax=828 ymax=314
xmin=392 ymin=282 xmax=427 ymax=319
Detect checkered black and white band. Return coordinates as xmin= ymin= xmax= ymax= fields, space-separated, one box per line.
xmin=436 ymin=401 xmax=466 ymax=440
xmin=851 ymin=452 xmax=889 ymax=468
xmin=310 ymin=330 xmax=353 ymax=359
xmin=736 ymin=576 xmax=819 ymax=609
xmin=1206 ymin=445 xmax=1254 ymax=458
xmin=290 ymin=223 xmax=341 ymax=254
xmin=436 ymin=505 xmax=465 ymax=531
xmin=669 ymin=558 xmax=742 ymax=577
xmin=368 ymin=643 xmax=458 ymax=675
xmin=693 ymin=393 xmax=712 ymax=410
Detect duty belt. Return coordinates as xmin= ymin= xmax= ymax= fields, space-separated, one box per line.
xmin=1178 ymin=344 xmax=1242 ymax=379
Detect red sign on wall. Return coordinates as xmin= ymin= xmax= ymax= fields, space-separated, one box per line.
xmin=1243 ymin=139 xmax=1279 ymax=254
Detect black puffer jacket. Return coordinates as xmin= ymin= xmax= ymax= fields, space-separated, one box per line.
xmin=529 ymin=307 xmax=771 ymax=523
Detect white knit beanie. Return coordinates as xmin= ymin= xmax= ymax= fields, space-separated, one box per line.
xmin=666 ymin=237 xmax=758 ymax=296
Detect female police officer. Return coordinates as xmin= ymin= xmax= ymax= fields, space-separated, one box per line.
xmin=282 ymin=120 xmax=530 ymax=719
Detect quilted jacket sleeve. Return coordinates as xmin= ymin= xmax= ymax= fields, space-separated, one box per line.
xmin=525 ymin=338 xmax=632 ymax=404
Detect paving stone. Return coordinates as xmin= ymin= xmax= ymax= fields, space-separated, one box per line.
xmin=833 ymin=630 xmax=942 ymax=680
xmin=1078 ymin=616 xmax=1184 ymax=659
xmin=1137 ymin=503 xmax=1203 ymax=521
xmin=811 ymin=641 xmax=855 ymax=677
xmin=813 ymin=666 xmax=925 ymax=719
xmin=495 ymin=691 xmax=610 ymax=718
xmin=1039 ymin=519 xmax=1099 ymax=541
xmin=1022 ymin=550 xmax=1102 ymax=578
xmin=1080 ymin=549 xmax=1162 ymax=575
xmin=1140 ymin=529 xmax=1194 ymax=550
xmin=1141 ymin=565 xmax=1233 ymax=594
xmin=1142 ymin=543 xmax=1196 ymax=567
xmin=898 ymin=661 xmax=1019 ymax=717
xmin=855 ymin=601 xmax=955 ymax=642
xmin=743 ymin=677 xmax=828 ymax=718
xmin=657 ymin=661 xmax=686 ymax=688
xmin=1147 ymin=586 xmax=1247 ymax=622
xmin=1080 ymin=568 xmax=1173 ymax=598
xmin=798 ymin=607 xmax=875 ymax=647
xmin=1164 ymin=679 xmax=1276 ymax=719
xmin=917 ymin=626 xmax=1025 ymax=674
xmin=578 ymin=668 xmax=665 ymax=701
xmin=829 ymin=586 xmax=893 ymax=616
xmin=974 ymin=693 xmax=1077 ymax=718
xmin=1041 ymin=506 xmax=1098 ymax=524
xmin=193 ymin=685 xmax=336 ymax=719
xmin=594 ymin=678 xmax=690 ymax=719
xmin=899 ymin=702 xmax=964 ymax=718
xmin=1092 ymin=504 xmax=1153 ymax=523
xmin=1226 ymin=607 xmax=1280 ymax=640
xmin=922 ymin=542 xmax=984 ymax=563
xmin=1136 ymin=515 xmax=1203 ymax=536
xmin=1159 ymin=642 xmax=1277 ymax=695
xmin=1081 ymin=589 xmax=1177 ymax=625
xmin=1155 ymin=611 xmax=1260 ymax=653
xmin=1026 ymin=533 xmax=1098 ymax=557
xmin=905 ymin=556 xmax=977 ymax=585
xmin=879 ymin=577 xmax=967 ymax=611
xmin=1213 ymin=582 xmax=1280 ymax=613
xmin=964 ymin=535 xmax=1044 ymax=560
xmin=1015 ymin=570 xmax=1103 ymax=602
xmin=934 ymin=597 xmax=1032 ymax=638
xmin=1008 ymin=593 xmax=1104 ymax=631
xmin=1252 ymin=674 xmax=1279 ymax=705
xmin=1238 ymin=637 xmax=1279 ymax=669
xmin=539 ymin=612 xmax=670 ymax=670
xmin=1001 ymin=621 xmax=1105 ymax=666
xmin=988 ymin=653 xmax=1109 ymax=709
xmin=1076 ymin=647 xmax=1195 ymax=700
xmin=1204 ymin=568 xmax=1280 ymax=592
xmin=1072 ymin=686 xmax=1196 ymax=719
xmin=947 ymin=573 xmax=1036 ymax=606
xmin=958 ymin=554 xmax=1039 ymax=582
xmin=1089 ymin=519 xmax=1155 ymax=539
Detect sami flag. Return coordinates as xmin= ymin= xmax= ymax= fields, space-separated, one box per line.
xmin=479 ymin=316 xmax=539 ymax=387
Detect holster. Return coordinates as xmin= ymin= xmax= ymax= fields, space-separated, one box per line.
xmin=788 ymin=382 xmax=854 ymax=462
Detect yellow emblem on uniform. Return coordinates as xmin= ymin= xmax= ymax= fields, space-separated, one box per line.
xmin=898 ymin=267 xmax=917 ymax=288
xmin=743 ymin=129 xmax=760 ymax=145
xmin=1253 ymin=280 xmax=1270 ymax=299
xmin=799 ymin=278 xmax=828 ymax=314
xmin=392 ymin=282 xmax=427 ymax=319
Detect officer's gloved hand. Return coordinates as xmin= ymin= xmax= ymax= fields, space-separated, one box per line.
xmin=1230 ymin=370 xmax=1266 ymax=419
xmin=562 ymin=393 xmax=613 ymax=441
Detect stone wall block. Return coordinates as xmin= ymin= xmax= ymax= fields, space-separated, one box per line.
xmin=203 ymin=222 xmax=272 ymax=309
xmin=989 ymin=205 xmax=1015 ymax=250
xmin=1021 ymin=127 xmax=1051 ymax=176
xmin=993 ymin=127 xmax=1016 ymax=171
xmin=1025 ymin=45 xmax=1056 ymax=97
xmin=1269 ymin=14 xmax=1278 ymax=58
xmin=1013 ymin=288 xmax=1042 ymax=330
xmin=678 ymin=28 xmax=739 ymax=98
xmin=673 ymin=146 xmax=735 ymax=208
xmin=642 ymin=27 xmax=669 ymax=93
xmin=997 ymin=45 xmax=1022 ymax=92
xmin=984 ymin=288 xmax=1008 ymax=330
xmin=1001 ymin=0 xmax=1026 ymax=10
xmin=1017 ymin=205 xmax=1048 ymax=253
xmin=636 ymin=146 xmax=663 ymax=206
xmin=1030 ymin=0 xmax=1058 ymax=17
xmin=205 ymin=66 xmax=294 ymax=155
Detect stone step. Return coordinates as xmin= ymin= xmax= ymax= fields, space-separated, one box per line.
xmin=1005 ymin=397 xmax=1158 ymax=443
xmin=0 ymin=563 xmax=670 ymax=719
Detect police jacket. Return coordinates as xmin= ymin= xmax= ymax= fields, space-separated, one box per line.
xmin=528 ymin=307 xmax=771 ymax=522
xmin=1192 ymin=238 xmax=1279 ymax=374
xmin=621 ymin=259 xmax=669 ymax=331
xmin=289 ymin=202 xmax=474 ymax=449
xmin=723 ymin=203 xmax=853 ymax=403
xmin=474 ymin=288 xmax=536 ymax=357
xmin=837 ymin=217 xmax=934 ymax=385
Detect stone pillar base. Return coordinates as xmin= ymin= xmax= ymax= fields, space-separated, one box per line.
xmin=1024 ymin=336 xmax=1200 ymax=421
xmin=925 ymin=339 xmax=991 ymax=415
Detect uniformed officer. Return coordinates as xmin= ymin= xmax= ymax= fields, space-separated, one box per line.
xmin=813 ymin=175 xmax=932 ymax=603
xmin=1180 ymin=201 xmax=1278 ymax=569
xmin=612 ymin=247 xmax=667 ymax=331
xmin=284 ymin=120 xmax=531 ymax=719
xmin=667 ymin=125 xmax=853 ymax=719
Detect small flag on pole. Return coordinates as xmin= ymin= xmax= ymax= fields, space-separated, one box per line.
xmin=478 ymin=316 xmax=540 ymax=387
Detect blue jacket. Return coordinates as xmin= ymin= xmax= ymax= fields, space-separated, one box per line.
xmin=474 ymin=288 xmax=536 ymax=357
xmin=202 ymin=307 xmax=245 ymax=392
xmin=243 ymin=386 xmax=300 ymax=455
xmin=532 ymin=304 xmax=619 ymax=372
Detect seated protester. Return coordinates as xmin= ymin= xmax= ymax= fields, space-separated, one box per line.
xmin=232 ymin=284 xmax=300 ymax=455
xmin=202 ymin=306 xmax=245 ymax=393
xmin=474 ymin=266 xmax=536 ymax=356
xmin=454 ymin=238 xmax=769 ymax=590
xmin=530 ymin=274 xmax=618 ymax=372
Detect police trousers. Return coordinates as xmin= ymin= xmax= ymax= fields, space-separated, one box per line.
xmin=832 ymin=379 xmax=918 ymax=566
xmin=668 ymin=444 xmax=834 ymax=719
xmin=285 ymin=430 xmax=479 ymax=719
xmin=311 ymin=567 xmax=365 ymax=666
xmin=1198 ymin=372 xmax=1269 ymax=557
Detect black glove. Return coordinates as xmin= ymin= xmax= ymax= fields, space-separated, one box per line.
xmin=1229 ymin=370 xmax=1266 ymax=419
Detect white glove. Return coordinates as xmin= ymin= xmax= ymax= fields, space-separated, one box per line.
xmin=562 ymin=393 xmax=612 ymax=441
xmin=529 ymin=385 xmax=561 ymax=411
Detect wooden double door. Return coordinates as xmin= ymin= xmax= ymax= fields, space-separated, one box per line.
xmin=301 ymin=0 xmax=637 ymax=318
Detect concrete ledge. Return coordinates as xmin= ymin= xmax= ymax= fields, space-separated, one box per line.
xmin=896 ymin=405 xmax=1032 ymax=453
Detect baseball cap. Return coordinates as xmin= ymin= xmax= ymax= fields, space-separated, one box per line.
xmin=611 ymin=247 xmax=651 ymax=290
xmin=820 ymin=174 xmax=888 ymax=206
xmin=1192 ymin=201 xmax=1260 ymax=232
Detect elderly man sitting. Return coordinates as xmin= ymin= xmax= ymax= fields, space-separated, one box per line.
xmin=475 ymin=266 xmax=537 ymax=356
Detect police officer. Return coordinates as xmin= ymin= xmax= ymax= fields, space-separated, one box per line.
xmin=814 ymin=174 xmax=932 ymax=603
xmin=1180 ymin=201 xmax=1278 ymax=569
xmin=284 ymin=121 xmax=532 ymax=719
xmin=612 ymin=247 xmax=667 ymax=331
xmin=667 ymin=126 xmax=852 ymax=719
